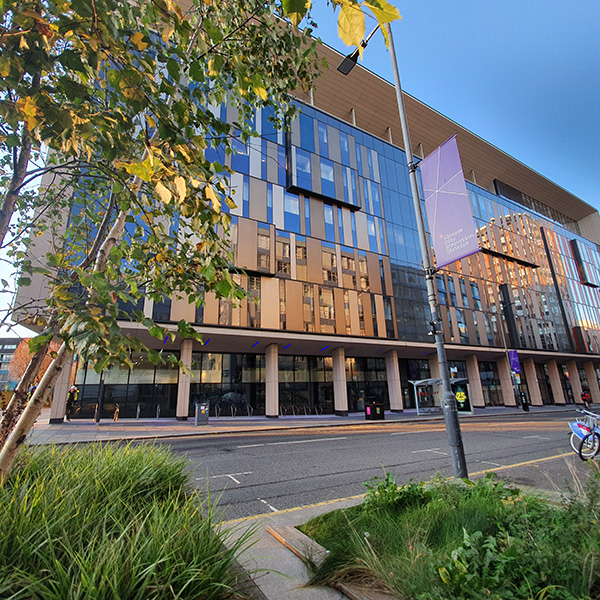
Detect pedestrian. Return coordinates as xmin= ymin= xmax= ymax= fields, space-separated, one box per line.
xmin=66 ymin=385 xmax=78 ymax=421
xmin=581 ymin=389 xmax=592 ymax=410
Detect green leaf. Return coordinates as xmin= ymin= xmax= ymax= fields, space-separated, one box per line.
xmin=282 ymin=0 xmax=311 ymax=26
xmin=5 ymin=134 xmax=19 ymax=147
xmin=167 ymin=58 xmax=180 ymax=81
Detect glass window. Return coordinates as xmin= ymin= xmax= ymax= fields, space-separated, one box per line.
xmin=299 ymin=114 xmax=315 ymax=152
xmin=319 ymin=287 xmax=335 ymax=333
xmin=303 ymin=283 xmax=314 ymax=331
xmin=340 ymin=132 xmax=350 ymax=165
xmin=324 ymin=204 xmax=335 ymax=242
xmin=322 ymin=244 xmax=337 ymax=285
xmin=276 ymin=232 xmax=291 ymax=276
xmin=321 ymin=158 xmax=335 ymax=198
xmin=284 ymin=192 xmax=301 ymax=233
xmin=295 ymin=148 xmax=312 ymax=190
xmin=296 ymin=236 xmax=307 ymax=281
xmin=318 ymin=122 xmax=328 ymax=158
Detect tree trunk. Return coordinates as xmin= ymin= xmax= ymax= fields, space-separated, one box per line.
xmin=0 ymin=342 xmax=50 ymax=445
xmin=0 ymin=343 xmax=68 ymax=484
xmin=0 ymin=71 xmax=40 ymax=249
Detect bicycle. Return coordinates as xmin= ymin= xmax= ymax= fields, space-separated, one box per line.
xmin=568 ymin=408 xmax=600 ymax=461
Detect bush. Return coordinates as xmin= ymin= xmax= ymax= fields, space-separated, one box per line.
xmin=0 ymin=444 xmax=248 ymax=600
xmin=301 ymin=471 xmax=600 ymax=600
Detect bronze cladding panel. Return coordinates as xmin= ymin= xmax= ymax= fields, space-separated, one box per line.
xmin=237 ymin=218 xmax=258 ymax=271
xmin=366 ymin=252 xmax=382 ymax=295
xmin=374 ymin=294 xmax=386 ymax=338
xmin=203 ymin=292 xmax=219 ymax=325
xmin=310 ymin=198 xmax=325 ymax=240
xmin=170 ymin=293 xmax=195 ymax=323
xmin=285 ymin=280 xmax=304 ymax=331
xmin=249 ymin=178 xmax=267 ymax=222
xmin=260 ymin=277 xmax=280 ymax=330
xmin=362 ymin=293 xmax=374 ymax=337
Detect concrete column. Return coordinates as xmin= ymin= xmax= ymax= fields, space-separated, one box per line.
xmin=428 ymin=356 xmax=441 ymax=380
xmin=176 ymin=339 xmax=193 ymax=420
xmin=546 ymin=359 xmax=566 ymax=404
xmin=265 ymin=343 xmax=279 ymax=418
xmin=465 ymin=355 xmax=485 ymax=408
xmin=385 ymin=350 xmax=403 ymax=412
xmin=497 ymin=355 xmax=516 ymax=406
xmin=332 ymin=347 xmax=348 ymax=416
xmin=49 ymin=352 xmax=75 ymax=424
xmin=523 ymin=358 xmax=543 ymax=406
xmin=583 ymin=361 xmax=600 ymax=403
xmin=566 ymin=360 xmax=583 ymax=404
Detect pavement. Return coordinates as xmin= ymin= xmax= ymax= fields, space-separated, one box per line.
xmin=20 ymin=403 xmax=580 ymax=600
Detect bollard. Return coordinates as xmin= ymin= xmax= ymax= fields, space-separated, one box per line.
xmin=136 ymin=404 xmax=140 ymax=419
xmin=156 ymin=405 xmax=161 ymax=419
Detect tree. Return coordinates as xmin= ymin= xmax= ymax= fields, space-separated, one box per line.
xmin=0 ymin=0 xmax=400 ymax=482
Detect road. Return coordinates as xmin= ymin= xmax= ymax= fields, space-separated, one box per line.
xmin=153 ymin=412 xmax=596 ymax=520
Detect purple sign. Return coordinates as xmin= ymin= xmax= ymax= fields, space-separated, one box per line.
xmin=421 ymin=136 xmax=479 ymax=268
xmin=508 ymin=350 xmax=521 ymax=374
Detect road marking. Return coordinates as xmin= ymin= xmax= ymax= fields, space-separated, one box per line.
xmin=522 ymin=435 xmax=551 ymax=440
xmin=470 ymin=452 xmax=573 ymax=476
xmin=238 ymin=437 xmax=346 ymax=449
xmin=478 ymin=460 xmax=502 ymax=467
xmin=412 ymin=448 xmax=448 ymax=455
xmin=258 ymin=498 xmax=279 ymax=512
xmin=224 ymin=452 xmax=576 ymax=525
xmin=207 ymin=471 xmax=253 ymax=485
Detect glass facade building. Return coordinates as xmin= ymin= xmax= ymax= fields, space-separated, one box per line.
xmin=41 ymin=44 xmax=600 ymax=421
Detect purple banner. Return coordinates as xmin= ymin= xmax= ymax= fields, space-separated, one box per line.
xmin=421 ymin=136 xmax=479 ymax=268
xmin=508 ymin=350 xmax=521 ymax=374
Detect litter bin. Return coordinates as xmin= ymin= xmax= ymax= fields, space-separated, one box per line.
xmin=195 ymin=402 xmax=209 ymax=425
xmin=365 ymin=402 xmax=385 ymax=421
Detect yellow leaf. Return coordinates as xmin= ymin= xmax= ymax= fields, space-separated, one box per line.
xmin=131 ymin=32 xmax=148 ymax=51
xmin=16 ymin=97 xmax=41 ymax=129
xmin=364 ymin=0 xmax=401 ymax=26
xmin=252 ymin=80 xmax=268 ymax=101
xmin=205 ymin=185 xmax=221 ymax=211
xmin=146 ymin=114 xmax=156 ymax=129
xmin=175 ymin=176 xmax=186 ymax=203
xmin=337 ymin=2 xmax=365 ymax=48
xmin=161 ymin=24 xmax=175 ymax=43
xmin=155 ymin=181 xmax=172 ymax=204
xmin=0 ymin=56 xmax=10 ymax=78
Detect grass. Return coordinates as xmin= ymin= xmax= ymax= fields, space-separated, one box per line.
xmin=0 ymin=444 xmax=251 ymax=600
xmin=299 ymin=470 xmax=600 ymax=600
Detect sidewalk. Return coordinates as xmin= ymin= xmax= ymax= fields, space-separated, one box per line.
xmin=27 ymin=404 xmax=575 ymax=446
xmin=24 ymin=403 xmax=578 ymax=600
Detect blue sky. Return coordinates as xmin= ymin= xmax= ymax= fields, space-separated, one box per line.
xmin=308 ymin=0 xmax=600 ymax=211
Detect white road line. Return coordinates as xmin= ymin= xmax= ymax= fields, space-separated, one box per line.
xmin=523 ymin=435 xmax=551 ymax=440
xmin=478 ymin=460 xmax=502 ymax=467
xmin=203 ymin=471 xmax=253 ymax=485
xmin=258 ymin=498 xmax=279 ymax=512
xmin=268 ymin=437 xmax=347 ymax=446
xmin=411 ymin=448 xmax=448 ymax=456
xmin=238 ymin=437 xmax=346 ymax=449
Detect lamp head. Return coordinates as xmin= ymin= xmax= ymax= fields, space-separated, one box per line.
xmin=337 ymin=47 xmax=360 ymax=75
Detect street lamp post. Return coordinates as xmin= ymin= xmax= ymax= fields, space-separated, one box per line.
xmin=338 ymin=23 xmax=468 ymax=478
